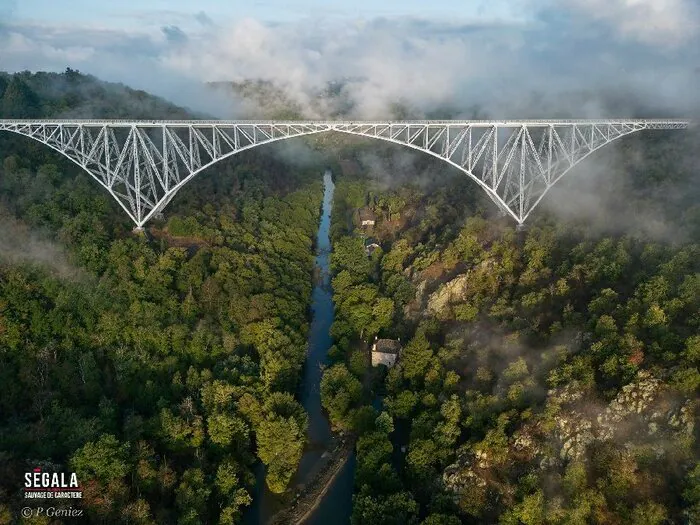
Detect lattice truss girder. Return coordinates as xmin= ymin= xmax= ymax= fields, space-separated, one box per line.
xmin=331 ymin=120 xmax=690 ymax=222
xmin=0 ymin=119 xmax=689 ymax=226
xmin=0 ymin=121 xmax=332 ymax=225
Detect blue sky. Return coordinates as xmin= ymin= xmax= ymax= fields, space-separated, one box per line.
xmin=1 ymin=0 xmax=698 ymax=119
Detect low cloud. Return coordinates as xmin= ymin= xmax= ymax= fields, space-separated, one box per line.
xmin=1 ymin=5 xmax=698 ymax=234
xmin=539 ymin=125 xmax=700 ymax=241
xmin=0 ymin=210 xmax=87 ymax=281
xmin=194 ymin=11 xmax=214 ymax=28
xmin=551 ymin=0 xmax=700 ymax=48
xmin=161 ymin=25 xmax=188 ymax=45
xmin=1 ymin=7 xmax=698 ymax=120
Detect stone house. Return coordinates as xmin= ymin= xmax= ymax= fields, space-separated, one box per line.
xmin=364 ymin=237 xmax=381 ymax=256
xmin=371 ymin=337 xmax=402 ymax=367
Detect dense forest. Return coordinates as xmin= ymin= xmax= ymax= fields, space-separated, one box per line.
xmin=0 ymin=71 xmax=327 ymax=524
xmin=321 ymin=130 xmax=699 ymax=524
xmin=0 ymin=70 xmax=697 ymax=525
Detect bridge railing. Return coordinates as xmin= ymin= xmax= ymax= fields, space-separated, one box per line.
xmin=0 ymin=118 xmax=692 ymax=128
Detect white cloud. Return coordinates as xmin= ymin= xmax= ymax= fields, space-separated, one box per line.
xmin=156 ymin=16 xmax=700 ymax=118
xmin=552 ymin=0 xmax=700 ymax=47
xmin=2 ymin=30 xmax=96 ymax=68
xmin=0 ymin=10 xmax=698 ymax=119
xmin=159 ymin=17 xmax=497 ymax=117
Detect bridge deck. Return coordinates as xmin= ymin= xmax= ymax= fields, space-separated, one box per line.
xmin=0 ymin=118 xmax=692 ymax=128
xmin=0 ymin=118 xmax=691 ymax=227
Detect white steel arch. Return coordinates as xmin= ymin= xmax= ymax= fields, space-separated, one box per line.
xmin=0 ymin=119 xmax=690 ymax=228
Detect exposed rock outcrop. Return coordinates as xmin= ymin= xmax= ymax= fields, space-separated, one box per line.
xmin=442 ymin=370 xmax=697 ymax=509
xmin=427 ymin=274 xmax=471 ymax=316
xmin=597 ymin=370 xmax=663 ymax=440
xmin=557 ymin=414 xmax=595 ymax=461
xmin=442 ymin=452 xmax=487 ymax=499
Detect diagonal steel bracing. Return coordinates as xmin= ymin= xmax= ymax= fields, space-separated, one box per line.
xmin=0 ymin=119 xmax=690 ymax=228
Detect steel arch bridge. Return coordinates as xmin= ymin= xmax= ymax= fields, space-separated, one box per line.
xmin=0 ymin=119 xmax=690 ymax=229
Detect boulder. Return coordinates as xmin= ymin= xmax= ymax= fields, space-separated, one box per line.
xmin=555 ymin=413 xmax=594 ymax=461
xmin=598 ymin=370 xmax=663 ymax=439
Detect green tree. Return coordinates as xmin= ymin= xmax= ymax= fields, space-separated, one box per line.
xmin=70 ymin=434 xmax=129 ymax=484
xmin=401 ymin=332 xmax=433 ymax=384
xmin=215 ymin=459 xmax=252 ymax=522
xmin=321 ymin=363 xmax=363 ymax=430
xmin=1 ymin=77 xmax=40 ymax=117
xmin=207 ymin=413 xmax=248 ymax=447
xmin=629 ymin=502 xmax=667 ymax=525
xmin=175 ymin=468 xmax=211 ymax=525
xmin=352 ymin=490 xmax=419 ymax=525
xmin=256 ymin=393 xmax=307 ymax=493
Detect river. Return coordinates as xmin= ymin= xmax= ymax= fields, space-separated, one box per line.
xmin=298 ymin=169 xmax=335 ymax=460
xmin=244 ymin=170 xmax=355 ymax=525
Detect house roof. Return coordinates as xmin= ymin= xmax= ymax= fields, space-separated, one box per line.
xmin=364 ymin=237 xmax=379 ymax=247
xmin=373 ymin=339 xmax=401 ymax=354
xmin=366 ymin=244 xmax=380 ymax=256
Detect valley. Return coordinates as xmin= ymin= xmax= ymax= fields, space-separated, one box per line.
xmin=0 ymin=70 xmax=698 ymax=525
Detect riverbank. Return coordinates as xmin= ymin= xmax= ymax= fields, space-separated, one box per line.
xmin=268 ymin=434 xmax=355 ymax=525
xmin=287 ymin=170 xmax=355 ymax=524
xmin=245 ymin=170 xmax=357 ymax=525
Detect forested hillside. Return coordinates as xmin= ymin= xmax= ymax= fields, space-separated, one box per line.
xmin=0 ymin=70 xmax=325 ymax=524
xmin=0 ymin=69 xmax=697 ymax=525
xmin=0 ymin=69 xmax=194 ymax=120
xmin=321 ymin=128 xmax=699 ymax=524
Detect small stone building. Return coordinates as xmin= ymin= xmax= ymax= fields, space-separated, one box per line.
xmin=364 ymin=237 xmax=381 ymax=256
xmin=371 ymin=337 xmax=402 ymax=367
xmin=358 ymin=207 xmax=376 ymax=227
